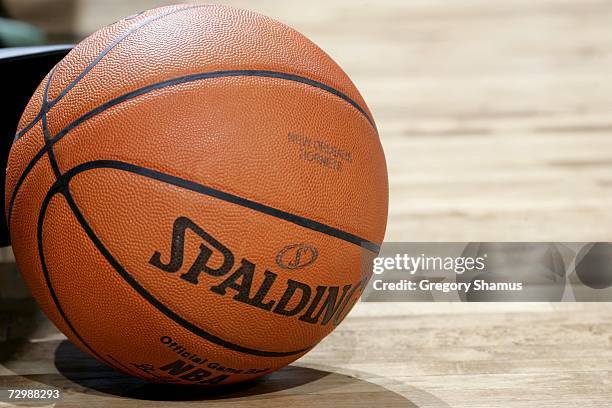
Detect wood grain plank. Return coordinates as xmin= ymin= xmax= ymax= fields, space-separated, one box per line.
xmin=1 ymin=0 xmax=611 ymax=406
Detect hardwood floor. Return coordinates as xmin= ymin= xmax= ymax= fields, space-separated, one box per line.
xmin=1 ymin=0 xmax=611 ymax=406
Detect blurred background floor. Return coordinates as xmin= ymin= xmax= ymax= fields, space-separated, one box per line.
xmin=1 ymin=0 xmax=611 ymax=407
xmin=4 ymin=0 xmax=612 ymax=242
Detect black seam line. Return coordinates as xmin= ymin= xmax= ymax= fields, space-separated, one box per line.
xmin=37 ymin=187 xmax=132 ymax=374
xmin=14 ymin=4 xmax=208 ymax=141
xmin=62 ymin=159 xmax=380 ymax=253
xmin=42 ymin=66 xmax=62 ymax=179
xmin=42 ymin=177 xmax=313 ymax=358
xmin=7 ymin=69 xmax=377 ymax=225
xmin=106 ymin=354 xmax=157 ymax=379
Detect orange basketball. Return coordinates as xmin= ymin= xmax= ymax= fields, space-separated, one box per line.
xmin=6 ymin=4 xmax=388 ymax=385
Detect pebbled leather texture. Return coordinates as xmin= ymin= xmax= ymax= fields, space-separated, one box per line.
xmin=6 ymin=4 xmax=388 ymax=385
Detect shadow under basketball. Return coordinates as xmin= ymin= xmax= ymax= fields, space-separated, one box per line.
xmin=53 ymin=340 xmax=417 ymax=406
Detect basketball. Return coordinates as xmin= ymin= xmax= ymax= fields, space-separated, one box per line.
xmin=5 ymin=3 xmax=387 ymax=386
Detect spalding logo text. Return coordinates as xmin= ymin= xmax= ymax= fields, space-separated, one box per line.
xmin=149 ymin=216 xmax=366 ymax=326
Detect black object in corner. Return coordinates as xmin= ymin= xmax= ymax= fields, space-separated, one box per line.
xmin=0 ymin=45 xmax=73 ymax=246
